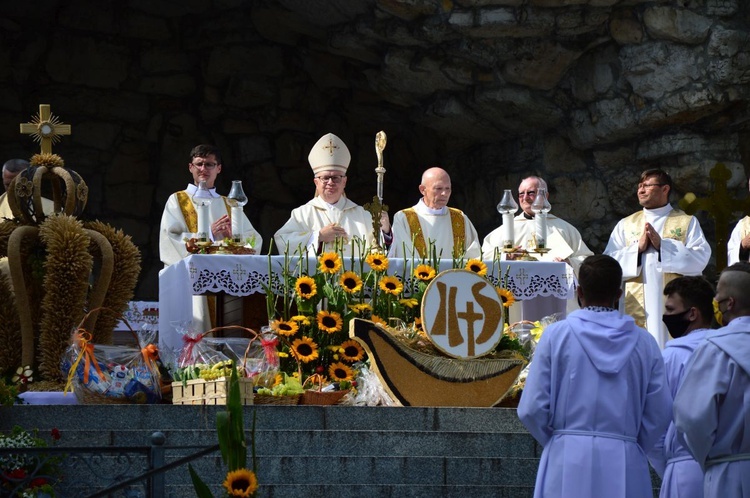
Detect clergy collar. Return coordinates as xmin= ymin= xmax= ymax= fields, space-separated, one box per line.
xmin=523 ymin=212 xmax=534 ymax=220
xmin=186 ymin=183 xmax=220 ymax=198
xmin=417 ymin=198 xmax=447 ymax=215
xmin=643 ymin=204 xmax=673 ymax=216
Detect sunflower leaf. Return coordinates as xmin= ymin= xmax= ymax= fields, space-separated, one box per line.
xmin=189 ymin=464 xmax=215 ymax=498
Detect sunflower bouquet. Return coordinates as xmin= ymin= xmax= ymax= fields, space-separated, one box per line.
xmin=265 ymin=242 xmax=522 ymax=393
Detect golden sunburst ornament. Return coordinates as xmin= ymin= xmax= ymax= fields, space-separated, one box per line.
xmin=317 ymin=310 xmax=343 ymax=333
xmin=339 ymin=271 xmax=363 ymax=293
xmin=295 ymin=276 xmax=317 ymax=299
xmin=20 ymin=104 xmax=72 ymax=155
xmin=291 ymin=336 xmax=319 ymax=363
xmin=328 ymin=361 xmax=355 ymax=381
xmin=365 ymin=253 xmax=389 ymax=272
xmin=318 ymin=252 xmax=342 ymax=274
xmin=339 ymin=340 xmax=365 ymax=362
xmin=223 ymin=468 xmax=258 ymax=497
xmin=465 ymin=259 xmax=488 ymax=276
xmin=379 ymin=275 xmax=403 ymax=296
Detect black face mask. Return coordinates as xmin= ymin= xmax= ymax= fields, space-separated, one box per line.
xmin=662 ymin=310 xmax=691 ymax=338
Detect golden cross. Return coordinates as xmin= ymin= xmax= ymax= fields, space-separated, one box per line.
xmin=322 ymin=137 xmax=338 ymax=155
xmin=19 ymin=104 xmax=71 ymax=154
xmin=679 ymin=162 xmax=750 ymax=271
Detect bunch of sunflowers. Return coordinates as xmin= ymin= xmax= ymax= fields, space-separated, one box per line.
xmin=267 ymin=246 xmax=518 ymax=385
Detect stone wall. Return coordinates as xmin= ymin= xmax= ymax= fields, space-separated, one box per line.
xmin=1 ymin=0 xmax=749 ymax=299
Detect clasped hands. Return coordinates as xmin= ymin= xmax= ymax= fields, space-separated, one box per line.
xmin=638 ymin=222 xmax=662 ymax=253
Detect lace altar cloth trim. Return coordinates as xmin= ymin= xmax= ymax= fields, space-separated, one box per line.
xmin=180 ymin=255 xmax=576 ymax=300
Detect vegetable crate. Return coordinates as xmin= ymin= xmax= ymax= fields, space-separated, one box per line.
xmin=172 ymin=377 xmax=254 ymax=405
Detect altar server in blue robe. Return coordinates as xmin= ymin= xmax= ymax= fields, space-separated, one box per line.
xmin=518 ymin=254 xmax=671 ymax=498
xmin=674 ymin=262 xmax=750 ymax=498
xmin=648 ymin=276 xmax=715 ymax=498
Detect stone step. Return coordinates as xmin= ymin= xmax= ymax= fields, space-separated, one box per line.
xmin=2 ymin=405 xmax=539 ymax=496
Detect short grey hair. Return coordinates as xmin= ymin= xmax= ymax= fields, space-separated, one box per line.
xmin=2 ymin=159 xmax=30 ymax=174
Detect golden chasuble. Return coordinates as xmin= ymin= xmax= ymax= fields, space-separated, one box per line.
xmin=175 ymin=190 xmax=230 ymax=329
xmin=403 ymin=207 xmax=466 ymax=258
xmin=623 ymin=209 xmax=691 ymax=327
xmin=176 ymin=191 xmax=232 ymax=234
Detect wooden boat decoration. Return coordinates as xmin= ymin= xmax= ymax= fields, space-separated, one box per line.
xmin=350 ymin=318 xmax=525 ymax=407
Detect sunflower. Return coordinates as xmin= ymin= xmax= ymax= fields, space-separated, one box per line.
xmin=349 ymin=303 xmax=373 ymax=315
xmin=328 ymin=361 xmax=355 ymax=382
xmin=291 ymin=336 xmax=319 ymax=363
xmin=295 ymin=276 xmax=317 ymax=299
xmin=365 ymin=252 xmax=389 ymax=272
xmin=465 ymin=258 xmax=488 ymax=276
xmin=223 ymin=468 xmax=258 ymax=497
xmin=290 ymin=314 xmax=311 ymax=326
xmin=413 ymin=264 xmax=436 ymax=281
xmin=317 ymin=310 xmax=343 ymax=333
xmin=271 ymin=319 xmax=299 ymax=337
xmin=371 ymin=315 xmax=387 ymax=327
xmin=339 ymin=271 xmax=363 ymax=294
xmin=318 ymin=252 xmax=342 ymax=274
xmin=379 ymin=275 xmax=403 ymax=296
xmin=497 ymin=287 xmax=516 ymax=308
xmin=399 ymin=297 xmax=419 ymax=308
xmin=339 ymin=339 xmax=365 ymax=362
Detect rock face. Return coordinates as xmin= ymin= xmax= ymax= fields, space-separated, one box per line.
xmin=1 ymin=0 xmax=749 ymax=296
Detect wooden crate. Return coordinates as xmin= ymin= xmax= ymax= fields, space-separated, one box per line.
xmin=172 ymin=377 xmax=254 ymax=405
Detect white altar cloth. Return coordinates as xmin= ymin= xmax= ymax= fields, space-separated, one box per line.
xmin=158 ymin=255 xmax=577 ymax=354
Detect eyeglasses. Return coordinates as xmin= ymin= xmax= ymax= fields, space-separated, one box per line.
xmin=518 ymin=190 xmax=537 ymax=198
xmin=191 ymin=161 xmax=219 ymax=170
xmin=316 ymin=175 xmax=344 ymax=184
xmin=638 ymin=183 xmax=665 ymax=190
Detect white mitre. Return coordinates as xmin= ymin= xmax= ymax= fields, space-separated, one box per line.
xmin=308 ymin=133 xmax=350 ymax=175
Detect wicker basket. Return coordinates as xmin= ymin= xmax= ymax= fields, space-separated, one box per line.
xmin=253 ymin=393 xmax=301 ymax=405
xmin=172 ymin=377 xmax=254 ymax=405
xmin=299 ymin=374 xmax=350 ymax=405
xmin=74 ymin=387 xmax=146 ymax=405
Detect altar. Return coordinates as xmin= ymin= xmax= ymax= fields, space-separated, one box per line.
xmin=158 ymin=254 xmax=577 ymax=354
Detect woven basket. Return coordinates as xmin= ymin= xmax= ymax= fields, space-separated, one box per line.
xmin=253 ymin=393 xmax=301 ymax=405
xmin=299 ymin=374 xmax=350 ymax=405
xmin=74 ymin=386 xmax=146 ymax=405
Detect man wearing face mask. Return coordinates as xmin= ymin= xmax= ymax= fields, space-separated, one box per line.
xmin=648 ymin=276 xmax=715 ymax=498
xmin=674 ymin=262 xmax=750 ymax=497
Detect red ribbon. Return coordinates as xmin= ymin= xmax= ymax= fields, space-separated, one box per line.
xmin=179 ymin=334 xmax=203 ymax=366
xmin=260 ymin=337 xmax=279 ymax=367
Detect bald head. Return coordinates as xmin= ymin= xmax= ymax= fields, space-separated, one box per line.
xmin=716 ymin=262 xmax=750 ymax=323
xmin=3 ymin=159 xmax=29 ymax=192
xmin=420 ymin=167 xmax=452 ymax=210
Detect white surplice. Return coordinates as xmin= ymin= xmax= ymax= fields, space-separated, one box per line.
xmin=727 ymin=216 xmax=750 ymax=265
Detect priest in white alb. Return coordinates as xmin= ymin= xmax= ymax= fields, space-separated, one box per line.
xmin=389 ymin=167 xmax=481 ymax=260
xmin=274 ymin=133 xmax=390 ymax=256
xmin=482 ymin=176 xmax=593 ymax=274
xmin=604 ymin=169 xmax=711 ymax=349
xmin=159 ymin=144 xmax=262 ymax=345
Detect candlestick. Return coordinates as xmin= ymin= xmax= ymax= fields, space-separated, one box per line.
xmin=192 ymin=181 xmax=212 ymax=240
xmin=228 ymin=180 xmax=248 ymax=242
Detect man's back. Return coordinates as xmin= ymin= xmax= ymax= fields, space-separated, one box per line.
xmin=518 ymin=308 xmax=671 ymax=498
